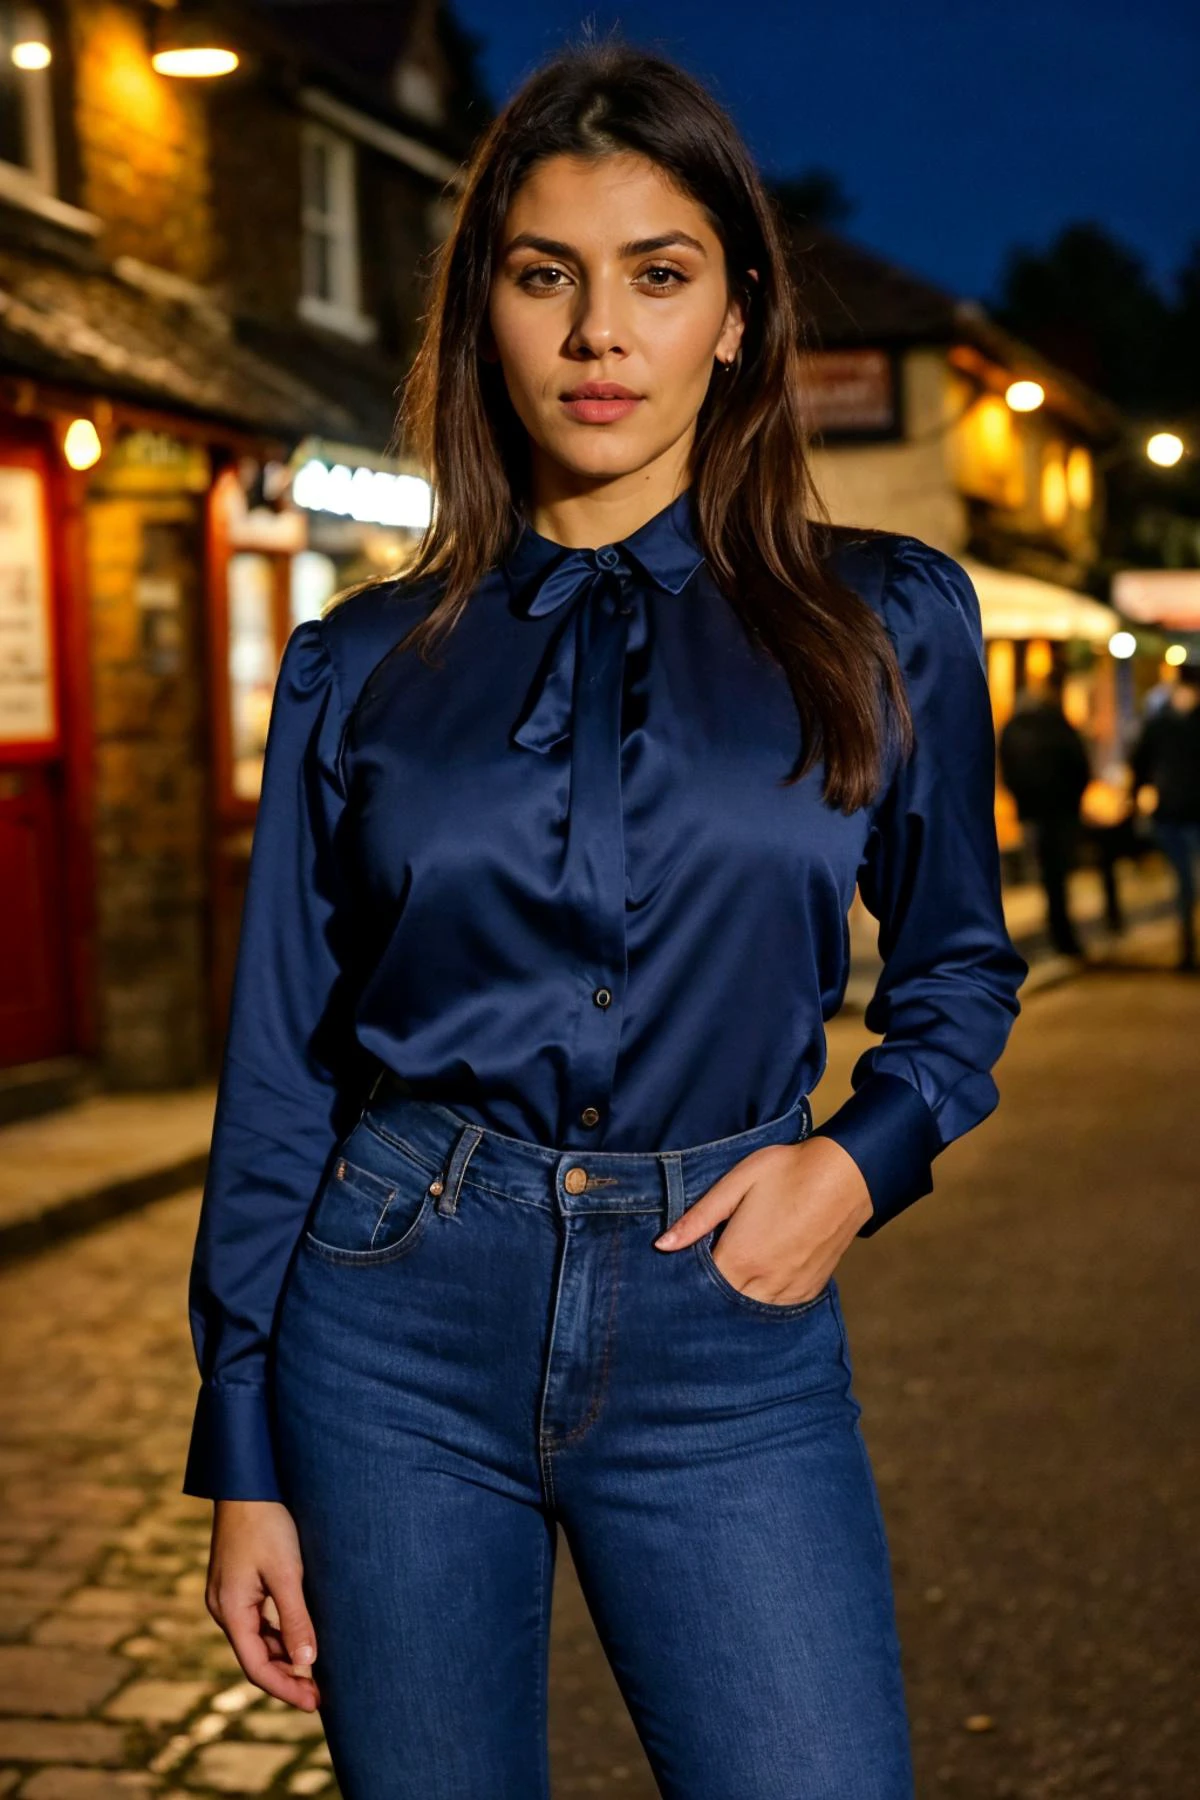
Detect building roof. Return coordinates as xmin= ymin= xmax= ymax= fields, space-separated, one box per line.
xmin=246 ymin=0 xmax=485 ymax=156
xmin=0 ymin=225 xmax=398 ymax=446
xmin=788 ymin=220 xmax=1125 ymax=440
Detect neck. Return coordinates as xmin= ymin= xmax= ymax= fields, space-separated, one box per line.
xmin=525 ymin=451 xmax=693 ymax=549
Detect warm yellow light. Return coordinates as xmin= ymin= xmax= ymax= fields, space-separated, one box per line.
xmin=151 ymin=47 xmax=238 ymax=76
xmin=63 ymin=418 xmax=102 ymax=470
xmin=1146 ymin=432 xmax=1184 ymax=468
xmin=1108 ymin=630 xmax=1137 ymax=660
xmin=1066 ymin=444 xmax=1093 ymax=509
xmin=12 ymin=39 xmax=52 ymax=68
xmin=1025 ymin=639 xmax=1055 ymax=680
xmin=1041 ymin=444 xmax=1068 ymax=526
xmin=1164 ymin=644 xmax=1189 ymax=667
xmin=1006 ymin=379 xmax=1044 ymax=412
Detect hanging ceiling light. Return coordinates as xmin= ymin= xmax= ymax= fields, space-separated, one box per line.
xmin=150 ymin=1 xmax=239 ymax=78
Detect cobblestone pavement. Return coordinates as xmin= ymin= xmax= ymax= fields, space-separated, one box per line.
xmin=0 ymin=922 xmax=1196 ymax=1797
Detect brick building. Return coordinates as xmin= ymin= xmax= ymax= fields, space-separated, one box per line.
xmin=0 ymin=0 xmax=485 ymax=1107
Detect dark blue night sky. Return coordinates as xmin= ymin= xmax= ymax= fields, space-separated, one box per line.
xmin=454 ymin=0 xmax=1199 ymax=308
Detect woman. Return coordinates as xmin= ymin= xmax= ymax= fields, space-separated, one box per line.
xmin=184 ymin=39 xmax=1027 ymax=1799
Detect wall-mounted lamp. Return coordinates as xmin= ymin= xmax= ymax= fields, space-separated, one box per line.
xmin=1005 ymin=379 xmax=1045 ymax=413
xmin=11 ymin=31 xmax=51 ymax=70
xmin=150 ymin=1 xmax=239 ymax=78
xmin=1146 ymin=432 xmax=1185 ymax=468
xmin=63 ymin=418 xmax=103 ymax=471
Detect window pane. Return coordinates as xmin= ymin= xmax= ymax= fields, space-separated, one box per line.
xmin=227 ymin=553 xmax=278 ymax=802
xmin=290 ymin=551 xmax=337 ymax=626
xmin=303 ymin=134 xmax=329 ymax=216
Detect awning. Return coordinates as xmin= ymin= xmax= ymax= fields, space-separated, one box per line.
xmin=1111 ymin=567 xmax=1200 ymax=631
xmin=958 ymin=556 xmax=1118 ymax=646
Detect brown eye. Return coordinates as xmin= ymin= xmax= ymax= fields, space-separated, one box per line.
xmin=639 ymin=265 xmax=688 ymax=291
xmin=518 ymin=265 xmax=569 ymax=291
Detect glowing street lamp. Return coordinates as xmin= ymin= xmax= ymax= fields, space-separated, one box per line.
xmin=1146 ymin=432 xmax=1184 ymax=468
xmin=151 ymin=2 xmax=239 ymax=77
xmin=11 ymin=35 xmax=51 ymax=70
xmin=1005 ymin=379 xmax=1044 ymax=412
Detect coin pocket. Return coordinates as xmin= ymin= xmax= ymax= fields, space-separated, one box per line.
xmin=303 ymin=1125 xmax=435 ymax=1266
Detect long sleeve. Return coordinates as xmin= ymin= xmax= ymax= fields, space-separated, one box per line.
xmin=183 ymin=618 xmax=354 ymax=1501
xmin=811 ymin=537 xmax=1028 ymax=1236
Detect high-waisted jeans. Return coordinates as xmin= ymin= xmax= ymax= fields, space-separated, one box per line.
xmin=272 ymin=1081 xmax=914 ymax=1799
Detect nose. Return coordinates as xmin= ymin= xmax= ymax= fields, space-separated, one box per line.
xmin=565 ymin=272 xmax=629 ymax=361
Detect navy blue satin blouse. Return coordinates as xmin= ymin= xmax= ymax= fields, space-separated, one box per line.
xmin=184 ymin=486 xmax=1027 ymax=1501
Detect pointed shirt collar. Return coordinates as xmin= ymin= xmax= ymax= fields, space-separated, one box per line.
xmin=501 ymin=485 xmax=706 ymax=606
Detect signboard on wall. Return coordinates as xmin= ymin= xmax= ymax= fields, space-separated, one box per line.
xmin=0 ymin=463 xmax=56 ymax=746
xmin=799 ymin=349 xmax=897 ymax=436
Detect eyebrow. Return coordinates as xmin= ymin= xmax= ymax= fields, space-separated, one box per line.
xmin=500 ymin=230 xmax=708 ymax=261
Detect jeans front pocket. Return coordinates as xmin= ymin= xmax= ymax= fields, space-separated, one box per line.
xmin=694 ymin=1217 xmax=833 ymax=1320
xmin=303 ymin=1120 xmax=437 ymax=1267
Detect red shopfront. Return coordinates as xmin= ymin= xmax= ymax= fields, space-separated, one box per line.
xmin=0 ymin=417 xmax=93 ymax=1073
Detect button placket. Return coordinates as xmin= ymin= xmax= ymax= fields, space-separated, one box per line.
xmin=551 ymin=560 xmax=631 ymax=1145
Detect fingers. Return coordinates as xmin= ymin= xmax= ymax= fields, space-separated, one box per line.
xmin=268 ymin=1586 xmax=320 ymax=1683
xmin=653 ymin=1143 xmax=788 ymax=1250
xmin=207 ymin=1570 xmax=321 ymax=1713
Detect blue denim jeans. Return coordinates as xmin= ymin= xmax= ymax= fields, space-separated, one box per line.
xmin=273 ymin=1083 xmax=914 ymax=1798
xmin=1154 ymin=817 xmax=1200 ymax=949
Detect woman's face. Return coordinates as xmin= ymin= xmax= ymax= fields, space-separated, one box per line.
xmin=486 ymin=152 xmax=746 ymax=490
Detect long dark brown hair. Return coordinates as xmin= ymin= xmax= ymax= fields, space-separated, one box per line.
xmin=336 ymin=36 xmax=914 ymax=814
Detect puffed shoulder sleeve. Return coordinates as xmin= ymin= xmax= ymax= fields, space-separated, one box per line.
xmin=810 ymin=537 xmax=1029 ymax=1235
xmin=183 ymin=618 xmax=355 ymax=1500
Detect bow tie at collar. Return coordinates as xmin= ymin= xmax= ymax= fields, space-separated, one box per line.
xmin=502 ymin=487 xmax=706 ymax=754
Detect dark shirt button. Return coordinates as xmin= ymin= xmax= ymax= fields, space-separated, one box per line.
xmin=580 ymin=1105 xmax=601 ymax=1128
xmin=593 ymin=986 xmax=612 ymax=1007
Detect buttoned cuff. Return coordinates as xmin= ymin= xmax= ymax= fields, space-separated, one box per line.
xmin=810 ymin=1071 xmax=942 ymax=1236
xmin=182 ymin=1382 xmax=285 ymax=1503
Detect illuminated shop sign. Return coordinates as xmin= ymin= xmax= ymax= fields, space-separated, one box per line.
xmin=291 ymin=458 xmax=432 ymax=529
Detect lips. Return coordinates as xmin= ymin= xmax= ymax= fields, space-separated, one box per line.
xmin=560 ymin=385 xmax=643 ymax=424
xmin=561 ymin=384 xmax=641 ymax=400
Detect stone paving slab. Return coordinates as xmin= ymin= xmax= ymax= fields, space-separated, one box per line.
xmin=0 ymin=1094 xmax=213 ymax=1259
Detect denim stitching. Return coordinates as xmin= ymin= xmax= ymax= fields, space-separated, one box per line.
xmin=695 ymin=1239 xmax=834 ymax=1318
xmin=544 ymin=1223 xmax=623 ymax=1447
xmin=360 ymin=1117 xmax=443 ymax=1177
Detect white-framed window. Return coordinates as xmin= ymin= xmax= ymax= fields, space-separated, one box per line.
xmin=0 ymin=2 xmax=57 ymax=196
xmin=298 ymin=119 xmax=375 ymax=342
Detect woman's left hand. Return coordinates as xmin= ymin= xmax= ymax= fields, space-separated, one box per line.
xmin=653 ymin=1136 xmax=874 ymax=1304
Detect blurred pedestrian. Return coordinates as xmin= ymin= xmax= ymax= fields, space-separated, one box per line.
xmin=1130 ymin=664 xmax=1200 ymax=971
xmin=998 ymin=671 xmax=1093 ymax=958
xmin=1079 ymin=756 xmax=1139 ymax=938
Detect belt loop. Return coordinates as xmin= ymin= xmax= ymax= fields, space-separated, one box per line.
xmin=662 ymin=1152 xmax=686 ymax=1231
xmin=356 ymin=1062 xmax=387 ymax=1127
xmin=433 ymin=1122 xmax=485 ymax=1217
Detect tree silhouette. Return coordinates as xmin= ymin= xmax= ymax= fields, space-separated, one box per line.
xmin=990 ymin=222 xmax=1183 ymax=414
xmin=765 ymin=169 xmax=856 ymax=231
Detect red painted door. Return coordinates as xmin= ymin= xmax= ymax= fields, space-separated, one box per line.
xmin=0 ymin=443 xmax=74 ymax=1067
xmin=0 ymin=762 xmax=72 ymax=1062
